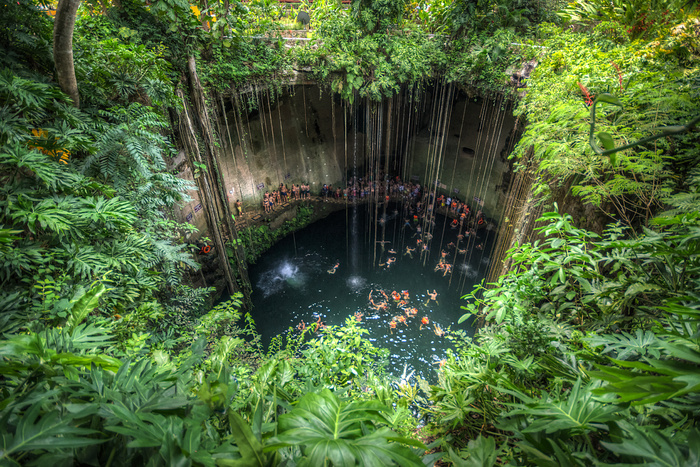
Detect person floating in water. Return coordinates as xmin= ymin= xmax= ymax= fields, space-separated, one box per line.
xmin=313 ymin=316 xmax=327 ymax=332
xmin=327 ymin=261 xmax=340 ymax=274
xmin=433 ymin=323 xmax=445 ymax=337
xmin=296 ymin=320 xmax=306 ymax=331
xmin=427 ymin=289 xmax=438 ymax=304
xmin=404 ymin=246 xmax=415 ymax=258
xmin=369 ymin=290 xmax=389 ymax=310
xmin=391 ymin=290 xmax=401 ymax=301
xmin=420 ymin=316 xmax=429 ymax=330
xmin=397 ymin=315 xmax=407 ymax=326
xmin=389 ymin=319 xmax=397 ymax=334
xmin=402 ymin=290 xmax=409 ymax=300
xmin=442 ymin=263 xmax=452 ymax=277
xmin=388 ymin=248 xmax=397 ymax=254
xmin=433 ymin=359 xmax=446 ymax=369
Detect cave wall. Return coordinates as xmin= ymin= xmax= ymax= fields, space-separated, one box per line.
xmin=406 ymin=89 xmax=518 ymax=221
xmin=174 ymin=82 xmax=520 ymax=240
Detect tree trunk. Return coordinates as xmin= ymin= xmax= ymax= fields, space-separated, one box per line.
xmin=178 ymin=88 xmax=239 ymax=297
xmin=53 ymin=0 xmax=81 ymax=108
xmin=184 ymin=56 xmax=252 ymax=303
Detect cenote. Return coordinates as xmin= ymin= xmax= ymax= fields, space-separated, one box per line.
xmin=247 ymin=201 xmax=493 ymax=381
xmin=8 ymin=0 xmax=696 ymax=463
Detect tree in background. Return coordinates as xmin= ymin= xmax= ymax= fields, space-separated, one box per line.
xmin=53 ymin=0 xmax=82 ymax=107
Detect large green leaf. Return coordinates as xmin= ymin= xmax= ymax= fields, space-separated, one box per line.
xmin=219 ymin=412 xmax=269 ymax=467
xmin=65 ymin=282 xmax=107 ymax=333
xmin=0 ymin=404 xmax=103 ymax=463
xmin=266 ymin=389 xmax=424 ymax=466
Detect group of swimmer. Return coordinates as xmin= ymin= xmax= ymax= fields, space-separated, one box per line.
xmin=294 ymin=287 xmax=446 ymax=339
xmin=366 ymin=288 xmax=445 ymax=336
xmin=296 ymin=315 xmax=327 ymax=333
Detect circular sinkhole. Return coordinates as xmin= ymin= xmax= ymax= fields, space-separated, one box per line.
xmin=246 ymin=202 xmax=492 ymax=381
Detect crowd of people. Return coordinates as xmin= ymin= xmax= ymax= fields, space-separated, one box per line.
xmin=261 ymin=183 xmax=313 ymax=213
xmin=254 ymin=174 xmax=489 ymax=242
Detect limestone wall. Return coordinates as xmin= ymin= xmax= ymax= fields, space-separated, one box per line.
xmin=173 ymin=83 xmax=520 ymax=240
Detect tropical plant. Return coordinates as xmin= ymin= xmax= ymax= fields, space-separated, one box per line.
xmin=268 ymin=389 xmax=426 ymax=465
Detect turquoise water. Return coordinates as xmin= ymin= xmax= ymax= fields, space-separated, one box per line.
xmin=247 ymin=202 xmax=492 ymax=381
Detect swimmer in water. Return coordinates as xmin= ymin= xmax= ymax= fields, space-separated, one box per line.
xmin=457 ymin=248 xmax=467 ymax=255
xmin=391 ymin=290 xmax=401 ymax=301
xmin=327 ymin=261 xmax=340 ymax=274
xmin=296 ymin=320 xmax=306 ymax=331
xmin=314 ymin=316 xmax=327 ymax=332
xmin=433 ymin=359 xmax=446 ymax=369
xmin=354 ymin=312 xmax=363 ymax=322
xmin=404 ymin=246 xmax=415 ymax=258
xmin=427 ymin=289 xmax=438 ymax=304
xmin=397 ymin=315 xmax=407 ymax=326
xmin=443 ymin=263 xmax=452 ymax=277
xmin=388 ymin=248 xmax=397 ymax=254
xmin=389 ymin=319 xmax=397 ymax=334
xmin=433 ymin=323 xmax=445 ymax=337
xmin=402 ymin=290 xmax=409 ymax=300
xmin=420 ymin=316 xmax=429 ymax=330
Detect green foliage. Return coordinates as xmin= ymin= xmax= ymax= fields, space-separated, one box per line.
xmin=559 ymin=0 xmax=685 ymax=39
xmin=299 ymin=317 xmax=389 ymax=388
xmin=511 ymin=20 xmax=699 ymax=225
xmin=238 ymin=204 xmax=314 ymax=263
xmin=268 ymin=389 xmax=426 ymax=466
xmin=74 ymin=37 xmax=178 ymax=108
xmin=352 ymin=0 xmax=409 ymax=34
xmin=292 ymin=1 xmax=446 ymax=102
xmin=0 ymin=0 xmax=53 ymax=73
xmin=433 ymin=184 xmax=700 ymax=463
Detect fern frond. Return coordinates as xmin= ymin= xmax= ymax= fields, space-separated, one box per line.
xmin=62 ymin=244 xmax=107 ymax=280
xmin=0 ymin=144 xmax=59 ymax=186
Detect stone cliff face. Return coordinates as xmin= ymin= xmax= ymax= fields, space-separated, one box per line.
xmin=173 ymin=82 xmax=519 ymax=243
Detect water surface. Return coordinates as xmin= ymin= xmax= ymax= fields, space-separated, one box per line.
xmin=247 ymin=202 xmax=492 ymax=381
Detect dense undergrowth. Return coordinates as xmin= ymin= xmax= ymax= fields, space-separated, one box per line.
xmin=1 ymin=0 xmax=700 ymax=465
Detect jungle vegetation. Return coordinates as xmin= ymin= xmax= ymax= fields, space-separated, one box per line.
xmin=1 ymin=0 xmax=699 ymax=465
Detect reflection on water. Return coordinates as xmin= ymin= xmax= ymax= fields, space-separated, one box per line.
xmin=247 ymin=204 xmax=491 ymax=381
